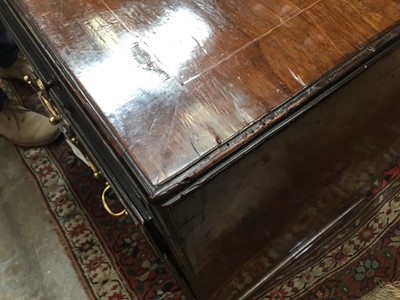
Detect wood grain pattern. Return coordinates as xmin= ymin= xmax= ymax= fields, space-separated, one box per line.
xmin=10 ymin=0 xmax=400 ymax=189
xmin=2 ymin=2 xmax=400 ymax=299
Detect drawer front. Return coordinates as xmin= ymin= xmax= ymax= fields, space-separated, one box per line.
xmin=47 ymin=85 xmax=190 ymax=290
xmin=23 ymin=66 xmax=144 ymax=224
xmin=48 ymin=84 xmax=146 ymax=225
xmin=0 ymin=4 xmax=151 ymax=224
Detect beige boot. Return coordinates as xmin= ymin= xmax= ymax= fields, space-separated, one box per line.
xmin=0 ymin=102 xmax=60 ymax=147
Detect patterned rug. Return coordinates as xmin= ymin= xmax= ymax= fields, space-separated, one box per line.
xmin=3 ymin=79 xmax=400 ymax=300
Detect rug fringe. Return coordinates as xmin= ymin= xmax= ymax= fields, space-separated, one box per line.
xmin=361 ymin=281 xmax=400 ymax=300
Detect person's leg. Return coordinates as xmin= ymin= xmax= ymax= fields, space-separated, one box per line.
xmin=0 ymin=21 xmax=60 ymax=147
xmin=0 ymin=23 xmax=33 ymax=82
xmin=0 ymin=98 xmax=61 ymax=147
xmin=0 ymin=22 xmax=17 ymax=112
xmin=0 ymin=88 xmax=7 ymax=111
xmin=0 ymin=22 xmax=18 ymax=68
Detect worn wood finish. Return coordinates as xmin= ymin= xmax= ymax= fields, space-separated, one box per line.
xmin=1 ymin=1 xmax=400 ymax=299
xmin=6 ymin=0 xmax=400 ymax=192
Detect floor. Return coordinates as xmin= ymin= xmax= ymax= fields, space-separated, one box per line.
xmin=0 ymin=138 xmax=88 ymax=300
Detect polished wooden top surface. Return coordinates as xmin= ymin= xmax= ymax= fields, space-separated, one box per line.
xmin=14 ymin=0 xmax=400 ymax=188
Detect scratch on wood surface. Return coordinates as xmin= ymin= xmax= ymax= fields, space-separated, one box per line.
xmin=154 ymin=92 xmax=181 ymax=185
xmin=183 ymin=0 xmax=323 ymax=85
xmin=190 ymin=139 xmax=201 ymax=157
xmin=98 ymin=0 xmax=131 ymax=33
xmin=288 ymin=68 xmax=306 ymax=86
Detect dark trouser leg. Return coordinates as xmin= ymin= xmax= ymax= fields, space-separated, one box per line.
xmin=0 ymin=22 xmax=18 ymax=68
xmin=0 ymin=21 xmax=19 ymax=111
xmin=0 ymin=89 xmax=6 ymax=111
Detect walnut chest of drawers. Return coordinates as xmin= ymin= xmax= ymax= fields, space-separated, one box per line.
xmin=1 ymin=1 xmax=400 ymax=299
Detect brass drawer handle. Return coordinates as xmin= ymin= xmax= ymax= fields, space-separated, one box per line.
xmin=24 ymin=74 xmax=47 ymax=94
xmin=24 ymin=74 xmax=60 ymax=125
xmin=38 ymin=92 xmax=61 ymax=125
xmin=69 ymin=137 xmax=102 ymax=179
xmin=36 ymin=77 xmax=47 ymax=93
xmin=23 ymin=74 xmax=40 ymax=92
xmin=101 ymin=183 xmax=127 ymax=217
xmin=86 ymin=155 xmax=102 ymax=179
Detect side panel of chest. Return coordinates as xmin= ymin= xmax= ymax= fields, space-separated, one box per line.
xmin=153 ymin=46 xmax=400 ymax=299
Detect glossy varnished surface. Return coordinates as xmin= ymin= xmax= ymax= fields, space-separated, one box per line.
xmin=10 ymin=0 xmax=400 ymax=188
xmin=3 ymin=2 xmax=400 ymax=299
